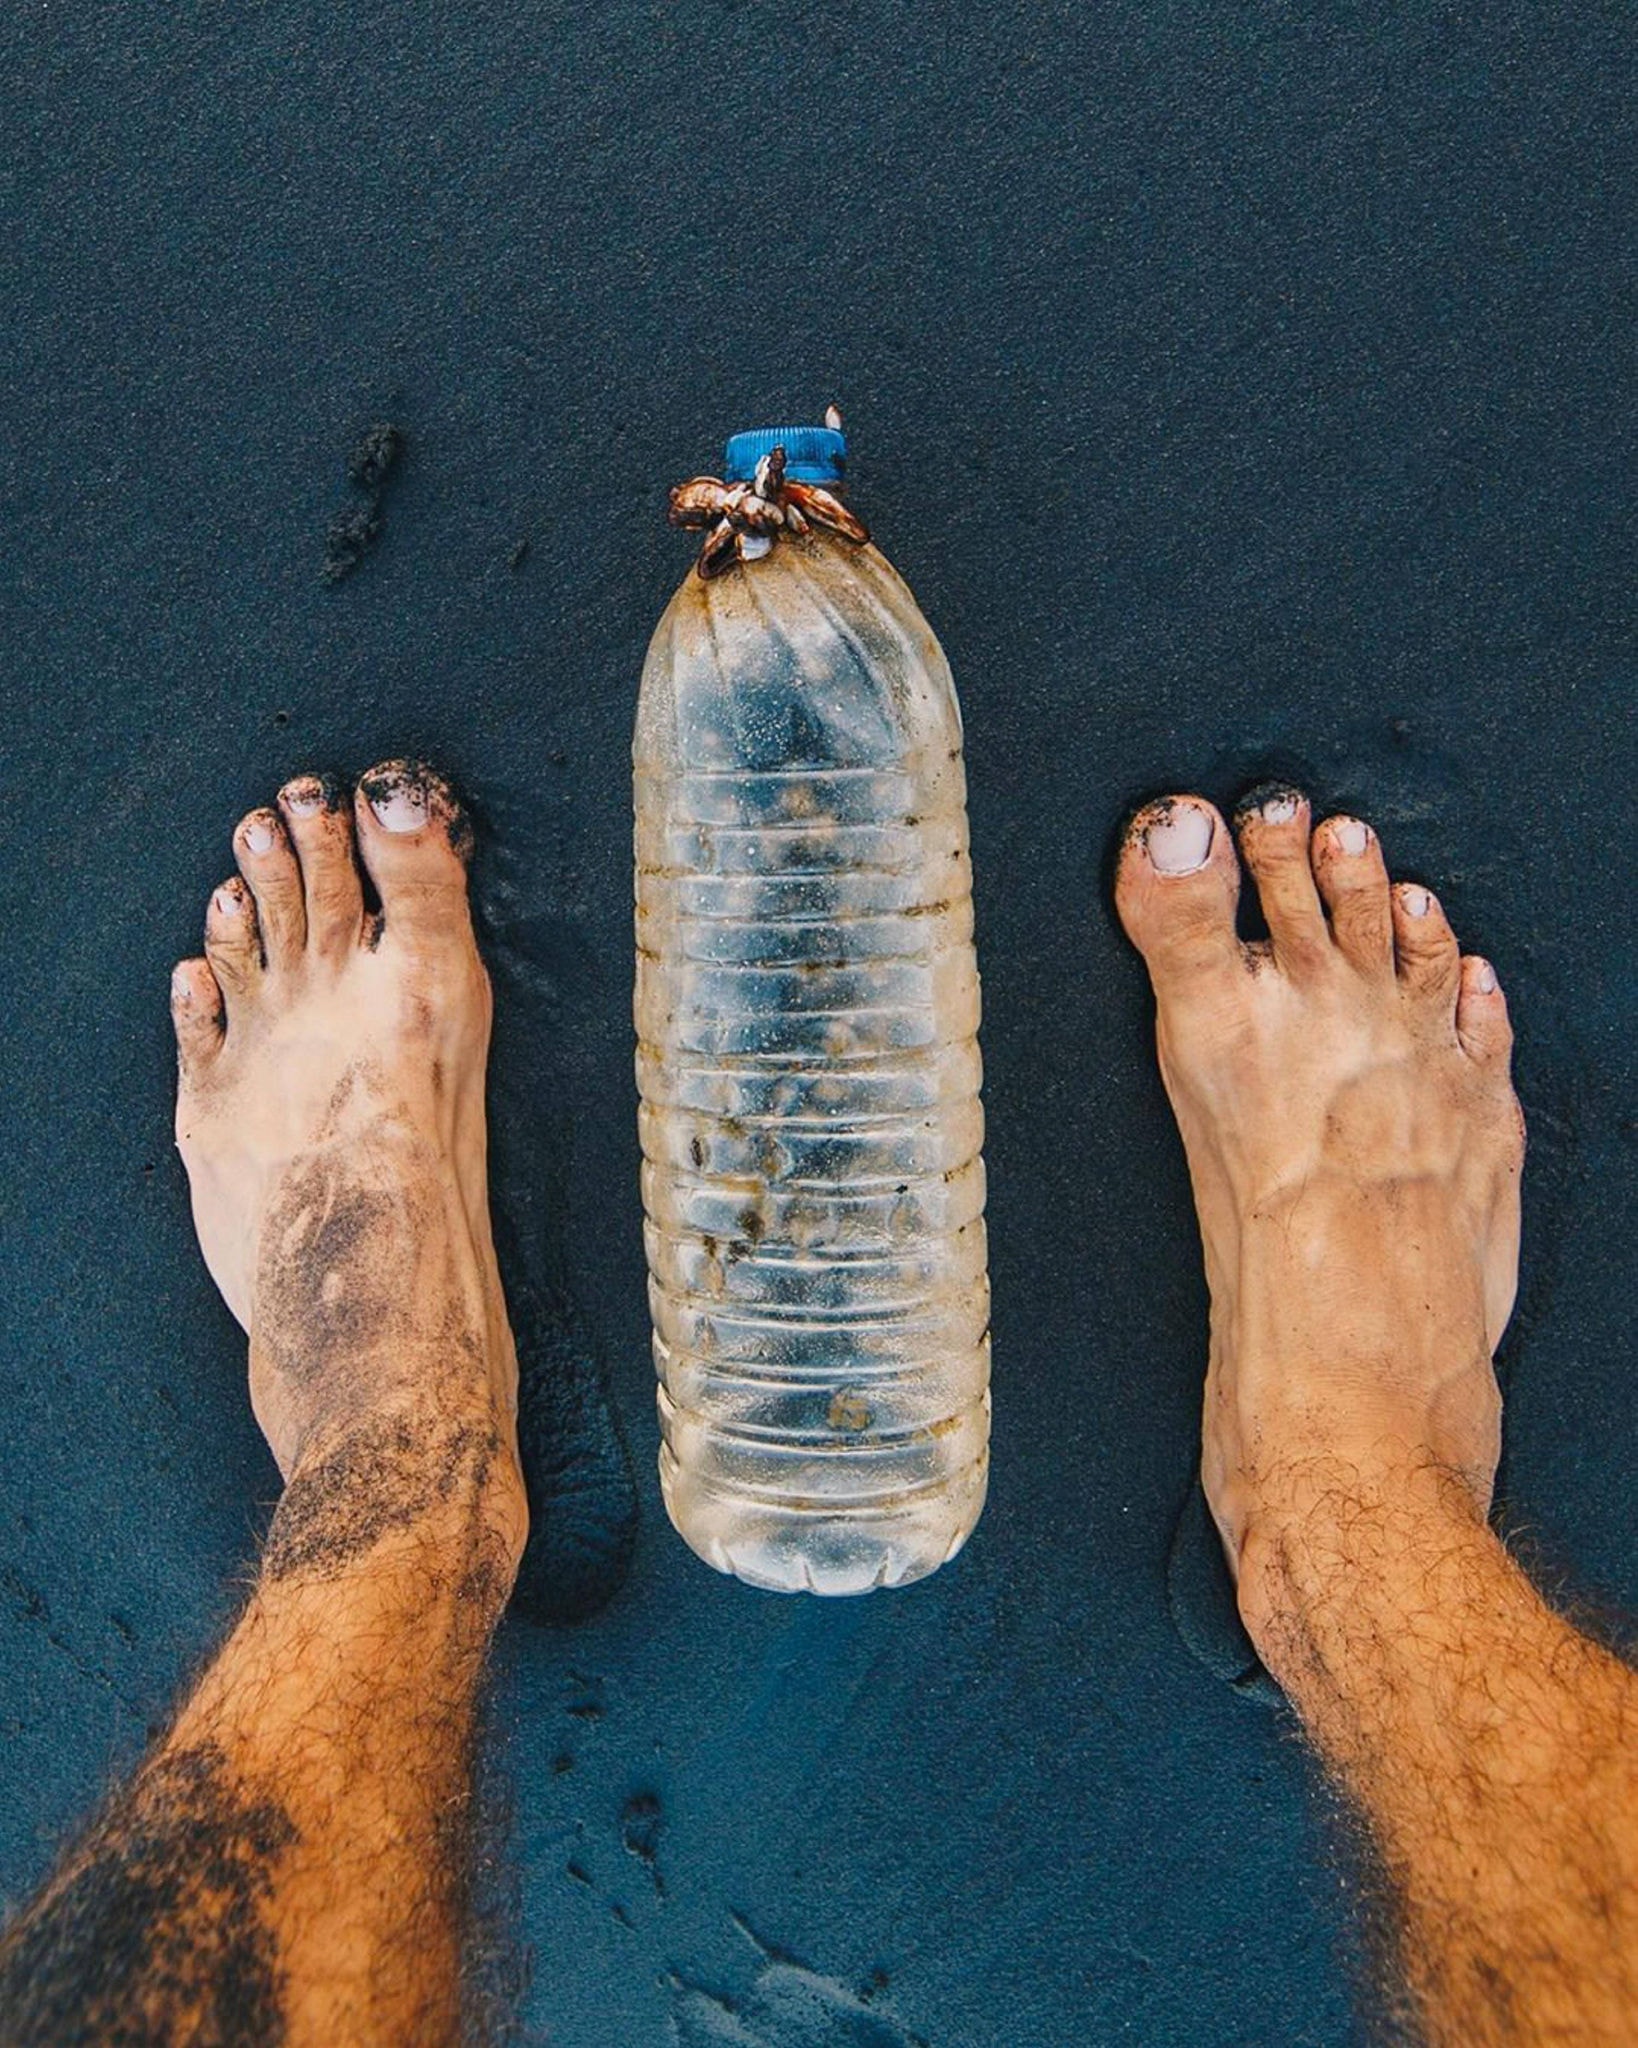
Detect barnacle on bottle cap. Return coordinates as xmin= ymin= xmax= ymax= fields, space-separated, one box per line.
xmin=722 ymin=424 xmax=846 ymax=485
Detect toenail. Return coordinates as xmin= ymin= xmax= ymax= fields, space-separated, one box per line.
xmin=281 ymin=781 xmax=324 ymax=817
xmin=1144 ymin=804 xmax=1215 ymax=876
xmin=1259 ymin=794 xmax=1300 ymax=825
xmin=171 ymin=966 xmax=193 ymax=1003
xmin=213 ymin=887 xmax=241 ymax=917
xmin=1472 ymin=960 xmax=1497 ymax=993
xmin=1331 ymin=818 xmax=1371 ymax=857
xmin=1399 ymin=885 xmax=1432 ymax=917
xmin=371 ymin=784 xmax=428 ymax=833
xmin=243 ymin=818 xmax=275 ymax=855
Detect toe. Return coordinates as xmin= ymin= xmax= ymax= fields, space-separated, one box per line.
xmin=1115 ymin=796 xmax=1243 ymax=994
xmin=1233 ymin=787 xmax=1328 ymax=972
xmin=170 ymin=958 xmax=225 ymax=1078
xmin=1312 ymin=815 xmax=1394 ymax=973
xmin=204 ymin=875 xmax=262 ymax=1006
xmin=354 ymin=760 xmax=474 ymax=949
xmin=1391 ymin=882 xmax=1461 ymax=1009
xmin=279 ymin=774 xmax=363 ymax=960
xmin=234 ymin=808 xmax=305 ymax=968
xmin=1456 ymin=954 xmax=1513 ymax=1065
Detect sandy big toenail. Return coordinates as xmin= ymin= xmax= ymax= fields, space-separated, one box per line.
xmin=1146 ymin=806 xmax=1215 ymax=875
xmin=372 ymin=788 xmax=427 ymax=833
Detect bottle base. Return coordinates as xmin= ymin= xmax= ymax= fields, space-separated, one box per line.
xmin=661 ymin=1461 xmax=987 ymax=1596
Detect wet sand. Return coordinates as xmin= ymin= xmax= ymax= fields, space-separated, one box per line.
xmin=1 ymin=5 xmax=1634 ymax=2042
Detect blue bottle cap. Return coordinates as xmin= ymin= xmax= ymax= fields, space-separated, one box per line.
xmin=722 ymin=424 xmax=846 ymax=486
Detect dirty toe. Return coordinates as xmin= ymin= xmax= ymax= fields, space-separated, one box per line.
xmin=354 ymin=760 xmax=474 ymax=949
xmin=1115 ymin=796 xmax=1244 ymax=994
xmin=170 ymin=958 xmax=226 ymax=1079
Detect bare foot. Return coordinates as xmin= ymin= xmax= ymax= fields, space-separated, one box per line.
xmin=170 ymin=760 xmax=526 ymax=1572
xmin=1115 ymin=789 xmax=1524 ymax=1631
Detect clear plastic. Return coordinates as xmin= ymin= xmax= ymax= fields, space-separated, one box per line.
xmin=634 ymin=532 xmax=990 ymax=1593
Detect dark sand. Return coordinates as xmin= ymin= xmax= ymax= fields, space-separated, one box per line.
xmin=2 ymin=5 xmax=1635 ymax=2042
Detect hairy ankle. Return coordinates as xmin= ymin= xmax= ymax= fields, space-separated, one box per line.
xmin=264 ymin=1401 xmax=527 ymax=1599
xmin=1205 ymin=1296 xmax=1503 ymax=1589
xmin=1234 ymin=1450 xmax=1492 ymax=1668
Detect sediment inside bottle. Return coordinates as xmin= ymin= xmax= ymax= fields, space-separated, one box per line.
xmin=635 ymin=539 xmax=990 ymax=1594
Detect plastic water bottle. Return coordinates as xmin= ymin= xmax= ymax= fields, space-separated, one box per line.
xmin=634 ymin=417 xmax=989 ymax=1594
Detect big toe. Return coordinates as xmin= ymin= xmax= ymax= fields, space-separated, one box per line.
xmin=1115 ymin=796 xmax=1243 ymax=995
xmin=354 ymin=759 xmax=475 ymax=948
